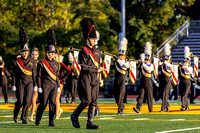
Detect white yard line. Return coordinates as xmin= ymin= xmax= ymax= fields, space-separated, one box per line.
xmin=155 ymin=127 xmax=200 ymax=133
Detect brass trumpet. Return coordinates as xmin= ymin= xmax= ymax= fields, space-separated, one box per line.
xmin=189 ymin=52 xmax=193 ymax=58
xmin=68 ymin=46 xmax=81 ymax=51
xmin=189 ymin=52 xmax=199 ymax=59
xmin=101 ymin=50 xmax=116 ymax=57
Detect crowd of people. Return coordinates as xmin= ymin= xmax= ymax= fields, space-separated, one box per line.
xmin=0 ymin=17 xmax=199 ymax=130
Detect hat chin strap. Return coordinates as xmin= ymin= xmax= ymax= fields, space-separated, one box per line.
xmin=87 ymin=39 xmax=93 ymax=48
xmin=46 ymin=53 xmax=53 ymax=61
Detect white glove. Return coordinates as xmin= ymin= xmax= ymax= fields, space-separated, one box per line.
xmin=34 ymin=86 xmax=38 ymax=92
xmin=57 ymin=87 xmax=60 ymax=93
xmin=12 ymin=86 xmax=16 ymax=91
xmin=156 ymin=83 xmax=159 ymax=88
xmin=38 ymin=88 xmax=43 ymax=93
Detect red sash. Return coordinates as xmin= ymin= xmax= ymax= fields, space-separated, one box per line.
xmin=1 ymin=67 xmax=5 ymax=76
xmin=42 ymin=60 xmax=57 ymax=80
xmin=16 ymin=58 xmax=32 ymax=75
xmin=83 ymin=46 xmax=99 ymax=67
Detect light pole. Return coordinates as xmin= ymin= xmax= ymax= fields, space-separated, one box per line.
xmin=119 ymin=0 xmax=126 ymax=43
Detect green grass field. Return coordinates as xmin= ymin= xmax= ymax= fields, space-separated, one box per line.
xmin=0 ymin=98 xmax=200 ymax=133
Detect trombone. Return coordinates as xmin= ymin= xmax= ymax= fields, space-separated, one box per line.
xmin=68 ymin=46 xmax=81 ymax=51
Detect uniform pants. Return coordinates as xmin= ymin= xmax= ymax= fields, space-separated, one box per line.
xmin=180 ymin=81 xmax=191 ymax=108
xmin=161 ymin=79 xmax=171 ymax=110
xmin=193 ymin=89 xmax=200 ymax=100
xmin=14 ymin=82 xmax=33 ymax=121
xmin=66 ymin=79 xmax=77 ymax=102
xmin=114 ymin=77 xmax=125 ymax=113
xmin=36 ymin=81 xmax=57 ymax=124
xmin=0 ymin=83 xmax=8 ymax=104
xmin=136 ymin=78 xmax=153 ymax=111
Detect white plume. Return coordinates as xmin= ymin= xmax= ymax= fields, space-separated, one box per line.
xmin=144 ymin=42 xmax=152 ymax=55
xmin=119 ymin=37 xmax=128 ymax=51
xmin=164 ymin=43 xmax=171 ymax=56
xmin=95 ymin=31 xmax=100 ymax=45
xmin=58 ymin=55 xmax=64 ymax=63
xmin=140 ymin=53 xmax=145 ymax=62
xmin=68 ymin=52 xmax=74 ymax=64
xmin=184 ymin=46 xmax=190 ymax=58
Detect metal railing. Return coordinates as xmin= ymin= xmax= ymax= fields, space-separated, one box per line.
xmin=154 ymin=20 xmax=189 ymax=58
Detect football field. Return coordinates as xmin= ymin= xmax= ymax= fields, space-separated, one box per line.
xmin=0 ymin=98 xmax=200 ymax=133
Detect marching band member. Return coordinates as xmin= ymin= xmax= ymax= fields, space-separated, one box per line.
xmin=35 ymin=28 xmax=60 ymax=127
xmin=13 ymin=27 xmax=37 ymax=124
xmin=160 ymin=43 xmax=174 ymax=112
xmin=0 ymin=56 xmax=11 ymax=104
xmin=29 ymin=47 xmax=39 ymax=121
xmin=70 ymin=18 xmax=103 ymax=129
xmin=93 ymin=31 xmax=101 ymax=116
xmin=113 ymin=37 xmax=129 ymax=115
xmin=133 ymin=42 xmax=154 ymax=113
xmin=54 ymin=50 xmax=71 ymax=119
xmin=179 ymin=46 xmax=193 ymax=111
xmin=193 ymin=72 xmax=200 ymax=102
xmin=66 ymin=52 xmax=78 ymax=104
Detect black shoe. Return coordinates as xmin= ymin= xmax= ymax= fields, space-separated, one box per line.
xmin=181 ymin=107 xmax=185 ymax=111
xmin=14 ymin=118 xmax=18 ymax=123
xmin=22 ymin=120 xmax=28 ymax=124
xmin=133 ymin=107 xmax=139 ymax=113
xmin=94 ymin=108 xmax=101 ymax=117
xmin=35 ymin=121 xmax=40 ymax=126
xmin=185 ymin=107 xmax=189 ymax=111
xmin=66 ymin=98 xmax=69 ymax=104
xmin=71 ymin=115 xmax=80 ymax=128
xmin=116 ymin=112 xmax=123 ymax=115
xmin=122 ymin=105 xmax=125 ymax=113
xmin=49 ymin=123 xmax=56 ymax=127
xmin=166 ymin=105 xmax=170 ymax=112
xmin=86 ymin=122 xmax=100 ymax=129
xmin=149 ymin=111 xmax=153 ymax=113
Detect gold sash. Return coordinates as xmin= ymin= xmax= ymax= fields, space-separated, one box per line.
xmin=180 ymin=69 xmax=191 ymax=79
xmin=89 ymin=54 xmax=99 ymax=68
xmin=16 ymin=61 xmax=32 ymax=76
xmin=162 ymin=65 xmax=171 ymax=77
xmin=115 ymin=63 xmax=126 ymax=75
xmin=42 ymin=62 xmax=57 ymax=81
xmin=141 ymin=65 xmax=151 ymax=78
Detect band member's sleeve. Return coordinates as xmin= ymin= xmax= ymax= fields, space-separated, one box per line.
xmin=117 ymin=59 xmax=129 ymax=69
xmin=79 ymin=50 xmax=98 ymax=73
xmin=124 ymin=61 xmax=129 ymax=68
xmin=59 ymin=62 xmax=71 ymax=83
xmin=12 ymin=60 xmax=16 ymax=86
xmin=5 ymin=67 xmax=11 ymax=78
xmin=164 ymin=61 xmax=174 ymax=72
xmin=142 ymin=63 xmax=154 ymax=73
xmin=36 ymin=62 xmax=42 ymax=88
xmin=32 ymin=60 xmax=37 ymax=87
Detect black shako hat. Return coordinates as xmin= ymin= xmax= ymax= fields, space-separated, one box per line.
xmin=81 ymin=18 xmax=97 ymax=40
xmin=45 ymin=28 xmax=56 ymax=53
xmin=19 ymin=27 xmax=29 ymax=52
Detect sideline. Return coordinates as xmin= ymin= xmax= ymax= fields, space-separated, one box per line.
xmin=155 ymin=127 xmax=200 ymax=133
